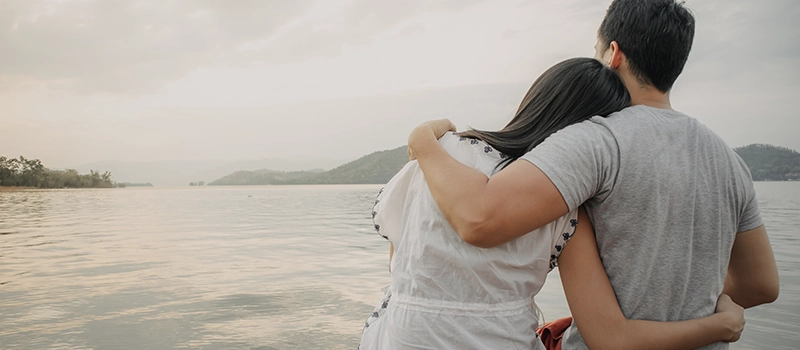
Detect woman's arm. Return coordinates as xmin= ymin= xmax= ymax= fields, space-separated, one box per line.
xmin=558 ymin=208 xmax=744 ymax=350
xmin=389 ymin=242 xmax=394 ymax=273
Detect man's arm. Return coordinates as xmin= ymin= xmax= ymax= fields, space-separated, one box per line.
xmin=408 ymin=120 xmax=569 ymax=248
xmin=723 ymin=225 xmax=779 ymax=308
xmin=559 ymin=208 xmax=745 ymax=350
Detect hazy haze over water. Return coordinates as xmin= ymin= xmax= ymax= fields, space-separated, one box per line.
xmin=0 ymin=0 xmax=798 ymax=170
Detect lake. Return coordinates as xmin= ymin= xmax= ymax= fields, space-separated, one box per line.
xmin=1 ymin=183 xmax=797 ymax=349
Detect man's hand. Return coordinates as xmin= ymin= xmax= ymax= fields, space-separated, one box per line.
xmin=715 ymin=294 xmax=745 ymax=342
xmin=407 ymin=119 xmax=456 ymax=160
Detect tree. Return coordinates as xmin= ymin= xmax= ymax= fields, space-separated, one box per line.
xmin=0 ymin=155 xmax=115 ymax=188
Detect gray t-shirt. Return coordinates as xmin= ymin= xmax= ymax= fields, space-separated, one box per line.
xmin=521 ymin=105 xmax=762 ymax=350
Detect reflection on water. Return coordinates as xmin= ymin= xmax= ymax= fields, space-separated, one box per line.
xmin=0 ymin=186 xmax=389 ymax=349
xmin=0 ymin=183 xmax=798 ymax=349
xmin=730 ymin=182 xmax=800 ymax=350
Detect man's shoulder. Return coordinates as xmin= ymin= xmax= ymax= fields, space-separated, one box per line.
xmin=599 ymin=105 xmax=693 ymax=128
xmin=592 ymin=105 xmax=723 ymax=144
xmin=546 ymin=115 xmax=616 ymax=141
xmin=553 ymin=105 xmax=649 ymax=136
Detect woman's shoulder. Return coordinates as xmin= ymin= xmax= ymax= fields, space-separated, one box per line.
xmin=439 ymin=132 xmax=504 ymax=175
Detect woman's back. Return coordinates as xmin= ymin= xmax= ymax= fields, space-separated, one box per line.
xmin=365 ymin=132 xmax=578 ymax=349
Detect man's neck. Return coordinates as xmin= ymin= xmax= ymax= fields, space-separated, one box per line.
xmin=630 ymin=85 xmax=672 ymax=110
xmin=620 ymin=72 xmax=672 ymax=110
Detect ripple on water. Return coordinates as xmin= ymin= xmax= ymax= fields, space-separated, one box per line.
xmin=0 ymin=184 xmax=796 ymax=349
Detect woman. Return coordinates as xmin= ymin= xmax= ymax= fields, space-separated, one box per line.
xmin=359 ymin=58 xmax=743 ymax=349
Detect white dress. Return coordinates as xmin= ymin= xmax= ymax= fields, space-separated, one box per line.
xmin=359 ymin=133 xmax=579 ymax=350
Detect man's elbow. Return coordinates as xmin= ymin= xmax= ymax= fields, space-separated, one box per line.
xmin=460 ymin=229 xmax=495 ymax=248
xmin=756 ymin=282 xmax=780 ymax=305
xmin=751 ymin=272 xmax=780 ymax=306
xmin=737 ymin=280 xmax=780 ymax=308
xmin=454 ymin=217 xmax=500 ymax=248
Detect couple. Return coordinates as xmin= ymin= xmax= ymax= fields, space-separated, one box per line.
xmin=360 ymin=0 xmax=779 ymax=349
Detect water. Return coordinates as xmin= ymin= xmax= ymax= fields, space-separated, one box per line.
xmin=730 ymin=182 xmax=800 ymax=350
xmin=0 ymin=183 xmax=797 ymax=349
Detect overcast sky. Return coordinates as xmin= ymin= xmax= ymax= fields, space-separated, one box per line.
xmin=1 ymin=0 xmax=798 ymax=168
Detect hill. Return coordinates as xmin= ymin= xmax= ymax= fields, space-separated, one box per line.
xmin=73 ymin=157 xmax=345 ymax=187
xmin=209 ymin=146 xmax=409 ymax=185
xmin=208 ymin=142 xmax=800 ymax=185
xmin=734 ymin=144 xmax=800 ymax=181
xmin=306 ymin=147 xmax=410 ymax=184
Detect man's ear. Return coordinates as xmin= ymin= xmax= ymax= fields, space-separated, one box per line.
xmin=608 ymin=41 xmax=623 ymax=69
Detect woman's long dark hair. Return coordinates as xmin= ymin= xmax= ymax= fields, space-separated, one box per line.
xmin=459 ymin=57 xmax=630 ymax=168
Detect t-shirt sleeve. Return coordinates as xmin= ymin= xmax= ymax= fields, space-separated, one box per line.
xmin=738 ymin=192 xmax=763 ymax=232
xmin=519 ymin=119 xmax=620 ymax=211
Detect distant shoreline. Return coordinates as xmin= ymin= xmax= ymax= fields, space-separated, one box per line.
xmin=0 ymin=186 xmax=36 ymax=191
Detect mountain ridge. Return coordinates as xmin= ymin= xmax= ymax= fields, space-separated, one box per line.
xmin=202 ymin=143 xmax=800 ymax=186
xmin=734 ymin=144 xmax=800 ymax=181
xmin=209 ymin=146 xmax=409 ymax=185
xmin=72 ymin=157 xmax=347 ymax=187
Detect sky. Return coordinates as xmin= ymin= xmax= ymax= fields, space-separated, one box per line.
xmin=1 ymin=0 xmax=798 ymax=169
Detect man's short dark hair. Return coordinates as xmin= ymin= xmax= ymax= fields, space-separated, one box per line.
xmin=599 ymin=0 xmax=695 ymax=92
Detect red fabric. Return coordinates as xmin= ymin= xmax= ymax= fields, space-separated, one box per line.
xmin=536 ymin=316 xmax=573 ymax=350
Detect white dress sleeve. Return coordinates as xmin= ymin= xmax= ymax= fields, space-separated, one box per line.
xmin=372 ymin=132 xmax=500 ymax=242
xmin=372 ymin=160 xmax=418 ymax=242
xmin=547 ymin=209 xmax=580 ymax=271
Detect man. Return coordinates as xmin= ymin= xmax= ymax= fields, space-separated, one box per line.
xmin=407 ymin=0 xmax=779 ymax=349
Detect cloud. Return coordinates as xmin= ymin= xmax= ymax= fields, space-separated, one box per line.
xmin=1 ymin=0 xmax=798 ymax=167
xmin=0 ymin=0 xmax=314 ymax=93
xmin=0 ymin=0 xmax=488 ymax=94
xmin=671 ymin=0 xmax=800 ymax=151
xmin=236 ymin=0 xmax=483 ymax=64
xmin=684 ymin=0 xmax=800 ymax=83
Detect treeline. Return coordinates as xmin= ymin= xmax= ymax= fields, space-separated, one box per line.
xmin=0 ymin=156 xmax=114 ymax=188
xmin=734 ymin=144 xmax=800 ymax=181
